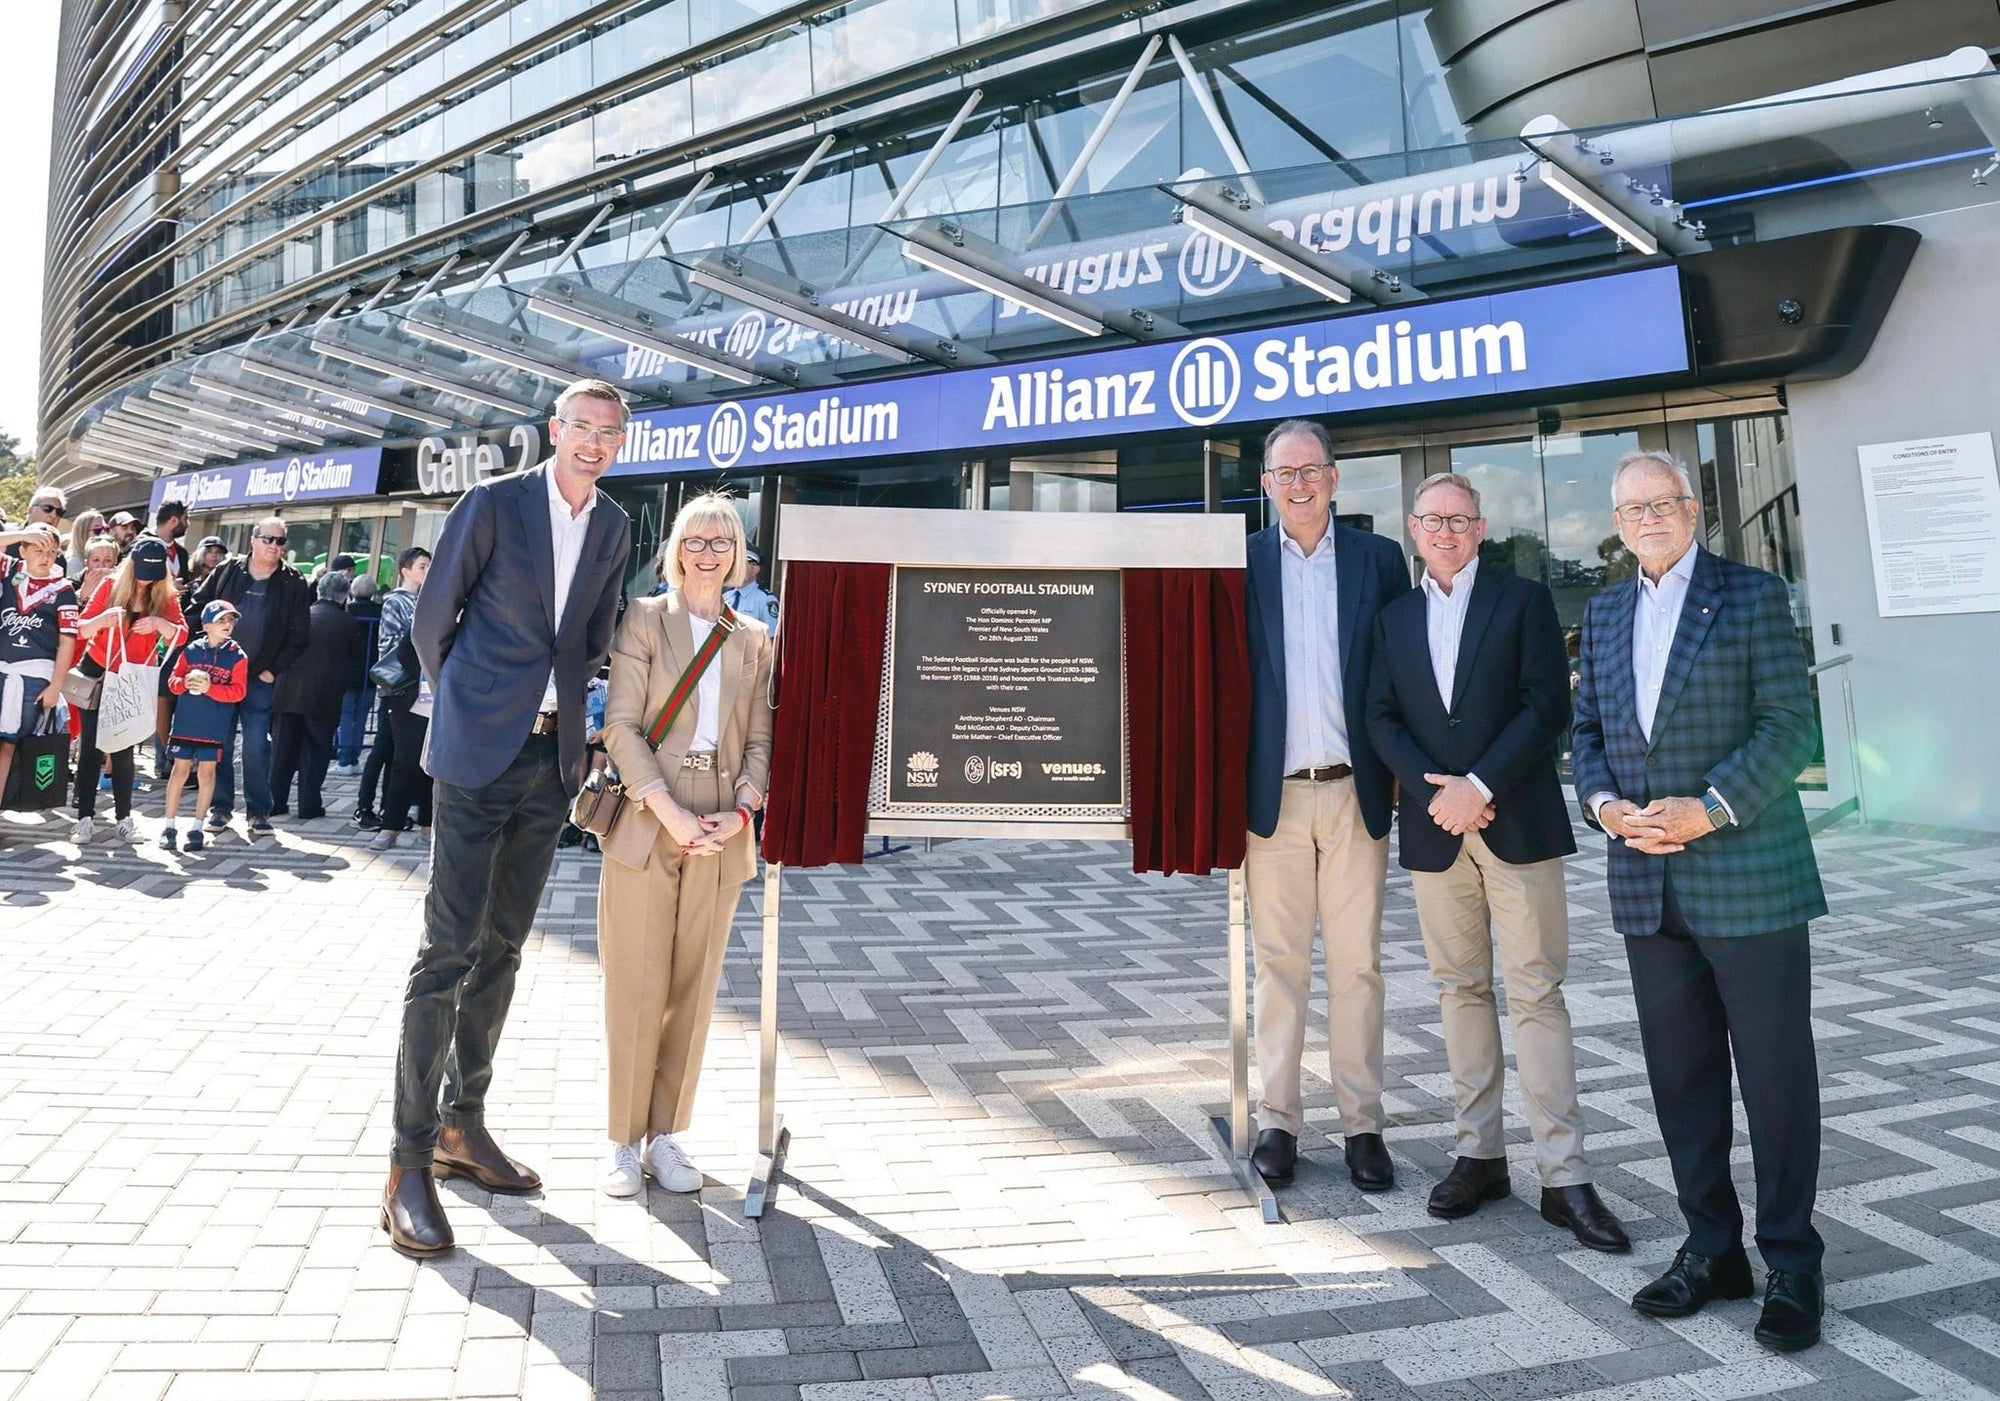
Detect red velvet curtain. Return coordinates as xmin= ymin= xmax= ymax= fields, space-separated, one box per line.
xmin=1125 ymin=568 xmax=1249 ymax=876
xmin=761 ymin=561 xmax=891 ymax=868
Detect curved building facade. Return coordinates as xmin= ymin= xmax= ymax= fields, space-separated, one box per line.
xmin=36 ymin=0 xmax=2000 ymax=830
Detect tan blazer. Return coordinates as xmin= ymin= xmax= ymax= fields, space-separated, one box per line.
xmin=599 ymin=592 xmax=774 ymax=883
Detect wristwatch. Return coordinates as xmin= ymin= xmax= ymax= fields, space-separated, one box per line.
xmin=1701 ymin=788 xmax=1733 ymax=830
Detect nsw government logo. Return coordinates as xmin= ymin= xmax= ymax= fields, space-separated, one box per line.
xmin=707 ymin=402 xmax=749 ymax=469
xmin=964 ymin=755 xmax=986 ymax=785
xmin=1177 ymin=231 xmax=1250 ymax=299
xmin=905 ymin=751 xmax=940 ymax=788
xmin=1168 ymin=338 xmax=1239 ymax=428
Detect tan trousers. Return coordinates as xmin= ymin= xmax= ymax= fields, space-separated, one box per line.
xmin=1244 ymin=776 xmax=1389 ymax=1136
xmin=598 ymin=768 xmax=745 ymax=1144
xmin=1409 ymin=828 xmax=1588 ymax=1186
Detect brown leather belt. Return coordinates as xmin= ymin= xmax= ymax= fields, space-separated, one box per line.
xmin=681 ymin=751 xmax=716 ymax=772
xmin=1285 ymin=764 xmax=1352 ymax=782
xmin=529 ymin=712 xmax=559 ymax=736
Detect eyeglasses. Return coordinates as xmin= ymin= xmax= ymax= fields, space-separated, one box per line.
xmin=1265 ymin=465 xmax=1331 ymax=486
xmin=256 ymin=534 xmax=289 ymax=545
xmin=30 ymin=502 xmax=64 ymax=519
xmin=557 ymin=417 xmax=628 ymax=446
xmin=681 ymin=536 xmax=736 ymax=554
xmin=1414 ymin=513 xmax=1479 ymax=534
xmin=1614 ymin=494 xmax=1694 ymax=523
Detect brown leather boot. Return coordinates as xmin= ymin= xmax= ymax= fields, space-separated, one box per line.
xmin=432 ymin=1124 xmax=542 ymax=1194
xmin=381 ymin=1165 xmax=454 ymax=1258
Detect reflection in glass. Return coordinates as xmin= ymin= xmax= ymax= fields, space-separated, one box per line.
xmin=1448 ymin=440 xmax=1546 ymax=582
xmin=1540 ymin=429 xmax=1642 ymax=627
xmin=1331 ymin=452 xmax=1403 ymax=545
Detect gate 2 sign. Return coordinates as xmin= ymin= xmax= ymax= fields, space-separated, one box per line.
xmin=888 ymin=567 xmax=1124 ymax=811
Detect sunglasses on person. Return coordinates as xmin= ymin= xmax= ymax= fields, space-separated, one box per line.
xmin=30 ymin=502 xmax=64 ymax=519
xmin=256 ymin=533 xmax=289 ymax=545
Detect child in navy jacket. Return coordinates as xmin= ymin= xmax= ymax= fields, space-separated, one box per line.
xmin=164 ymin=600 xmax=250 ymax=851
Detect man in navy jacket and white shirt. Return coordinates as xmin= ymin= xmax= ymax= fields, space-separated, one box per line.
xmin=1243 ymin=419 xmax=1411 ymax=1190
xmin=1365 ymin=472 xmax=1628 ymax=1253
xmin=381 ymin=380 xmax=632 ymax=1259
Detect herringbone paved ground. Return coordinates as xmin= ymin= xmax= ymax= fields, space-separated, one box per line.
xmin=2 ymin=775 xmax=1998 ymax=1401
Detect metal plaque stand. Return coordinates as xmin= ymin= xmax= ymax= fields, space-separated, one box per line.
xmin=1207 ymin=867 xmax=1280 ymax=1223
xmin=743 ymin=862 xmax=789 ymax=1218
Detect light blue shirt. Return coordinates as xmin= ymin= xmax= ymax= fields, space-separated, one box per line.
xmin=1279 ymin=527 xmax=1348 ymax=773
xmin=1633 ymin=545 xmax=1698 ymax=742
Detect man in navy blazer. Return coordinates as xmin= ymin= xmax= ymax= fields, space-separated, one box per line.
xmin=382 ymin=380 xmax=633 ymax=1259
xmin=1242 ymin=419 xmax=1411 ymax=1190
xmin=1573 ymin=450 xmax=1827 ymax=1352
xmin=1366 ymin=473 xmax=1626 ymax=1254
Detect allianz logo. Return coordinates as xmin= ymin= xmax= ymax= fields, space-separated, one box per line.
xmin=165 ymin=470 xmax=236 ymax=507
xmin=244 ymin=455 xmax=353 ymax=501
xmin=702 ymin=394 xmax=901 ymax=469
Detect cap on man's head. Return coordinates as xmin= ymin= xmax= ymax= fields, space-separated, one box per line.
xmin=198 ymin=535 xmax=225 ymax=551
xmin=200 ymin=600 xmax=240 ymax=626
xmin=745 ymin=546 xmax=762 ymax=566
xmin=329 ymin=553 xmax=356 ymax=573
xmin=109 ymin=511 xmax=139 ymax=527
xmin=130 ymin=537 xmax=170 ymax=581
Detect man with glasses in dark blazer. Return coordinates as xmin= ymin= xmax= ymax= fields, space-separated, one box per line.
xmin=381 ymin=380 xmax=632 ymax=1258
xmin=1573 ymin=449 xmax=1827 ymax=1353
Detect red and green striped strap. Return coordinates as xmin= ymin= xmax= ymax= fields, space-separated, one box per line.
xmin=644 ymin=607 xmax=737 ymax=749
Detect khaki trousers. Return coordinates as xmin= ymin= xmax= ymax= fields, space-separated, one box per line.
xmin=598 ymin=768 xmax=746 ymax=1144
xmin=1244 ymin=776 xmax=1389 ymax=1136
xmin=1409 ymin=828 xmax=1588 ymax=1186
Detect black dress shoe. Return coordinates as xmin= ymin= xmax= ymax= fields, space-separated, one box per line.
xmin=1428 ymin=1156 xmax=1509 ymax=1219
xmin=1539 ymin=1183 xmax=1631 ymax=1252
xmin=432 ymin=1124 xmax=542 ymax=1194
xmin=1344 ymin=1133 xmax=1394 ymax=1192
xmin=1754 ymin=1270 xmax=1824 ymax=1352
xmin=381 ymin=1165 xmax=454 ymax=1258
xmin=1631 ymin=1246 xmax=1755 ymax=1317
xmin=1250 ymin=1129 xmax=1297 ymax=1185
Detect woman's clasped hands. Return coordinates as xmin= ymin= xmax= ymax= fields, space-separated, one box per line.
xmin=642 ymin=789 xmax=749 ymax=858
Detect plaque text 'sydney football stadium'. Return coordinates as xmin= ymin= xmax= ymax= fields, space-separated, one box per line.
xmin=886 ymin=566 xmax=1124 ymax=811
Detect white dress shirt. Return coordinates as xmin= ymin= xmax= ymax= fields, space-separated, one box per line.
xmin=1421 ymin=556 xmax=1491 ymax=799
xmin=540 ymin=465 xmax=597 ymax=711
xmin=686 ymin=610 xmax=722 ymax=752
xmin=1633 ymin=545 xmax=1697 ymax=742
xmin=1279 ymin=527 xmax=1348 ymax=773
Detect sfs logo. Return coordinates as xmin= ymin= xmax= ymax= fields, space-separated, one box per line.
xmin=964 ymin=755 xmax=986 ymax=785
xmin=963 ymin=756 xmax=1021 ymax=785
xmin=904 ymin=751 xmax=940 ymax=788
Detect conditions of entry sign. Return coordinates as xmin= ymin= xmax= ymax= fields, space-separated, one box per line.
xmin=886 ymin=566 xmax=1125 ymax=811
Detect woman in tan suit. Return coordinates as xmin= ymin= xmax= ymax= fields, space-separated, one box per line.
xmin=597 ymin=492 xmax=774 ymax=1198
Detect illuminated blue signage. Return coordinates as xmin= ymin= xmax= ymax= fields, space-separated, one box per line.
xmin=607 ymin=266 xmax=1688 ymax=477
xmin=149 ymin=447 xmax=384 ymax=513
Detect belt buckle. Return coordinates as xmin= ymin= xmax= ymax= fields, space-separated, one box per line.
xmin=682 ymin=751 xmax=715 ymax=772
xmin=531 ymin=711 xmax=558 ymax=736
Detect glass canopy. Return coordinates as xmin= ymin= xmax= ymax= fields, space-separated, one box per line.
xmin=75 ymin=54 xmax=2000 ymax=478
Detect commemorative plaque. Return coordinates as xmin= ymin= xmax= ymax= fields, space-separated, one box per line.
xmin=886 ymin=566 xmax=1124 ymax=810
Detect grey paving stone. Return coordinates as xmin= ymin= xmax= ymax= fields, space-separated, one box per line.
xmin=857 ymin=1343 xmax=991 ymax=1379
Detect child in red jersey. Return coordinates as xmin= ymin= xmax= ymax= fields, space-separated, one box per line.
xmin=164 ymin=600 xmax=249 ymax=851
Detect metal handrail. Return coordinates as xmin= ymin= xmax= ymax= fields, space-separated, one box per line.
xmin=1807 ymin=652 xmax=1864 ymax=823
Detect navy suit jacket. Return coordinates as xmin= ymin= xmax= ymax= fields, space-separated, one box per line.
xmin=1366 ymin=566 xmax=1577 ymax=873
xmin=1571 ymin=546 xmax=1826 ymax=937
xmin=1245 ymin=523 xmax=1412 ymax=840
xmin=413 ymin=465 xmax=631 ymax=797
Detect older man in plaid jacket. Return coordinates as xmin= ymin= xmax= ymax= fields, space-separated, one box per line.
xmin=1573 ymin=450 xmax=1826 ymax=1355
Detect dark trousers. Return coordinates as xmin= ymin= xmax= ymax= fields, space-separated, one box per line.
xmin=73 ymin=706 xmax=135 ymax=820
xmin=213 ymin=674 xmax=276 ymax=819
xmin=359 ymin=697 xmax=395 ymax=814
xmin=270 ymin=712 xmax=337 ymax=817
xmin=1625 ymin=885 xmax=1823 ymax=1272
xmin=381 ymin=708 xmax=433 ymax=832
xmin=391 ymin=731 xmax=568 ymax=1168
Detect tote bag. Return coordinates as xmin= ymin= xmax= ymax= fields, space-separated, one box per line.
xmin=1 ymin=705 xmax=71 ymax=812
xmin=97 ymin=630 xmax=164 ymax=755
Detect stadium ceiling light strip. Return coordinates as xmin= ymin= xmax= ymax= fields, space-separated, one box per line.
xmin=186 ymin=371 xmax=389 ymax=438
xmin=311 ymin=329 xmax=542 ymax=418
xmin=527 ymin=281 xmax=767 ymax=388
xmin=238 ymin=355 xmax=456 ymax=429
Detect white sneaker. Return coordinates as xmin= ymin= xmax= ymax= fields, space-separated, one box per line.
xmin=643 ymin=1133 xmax=702 ymax=1193
xmin=601 ymin=1142 xmax=644 ymax=1198
xmin=114 ymin=817 xmax=138 ymax=843
xmin=69 ymin=817 xmax=93 ymax=844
